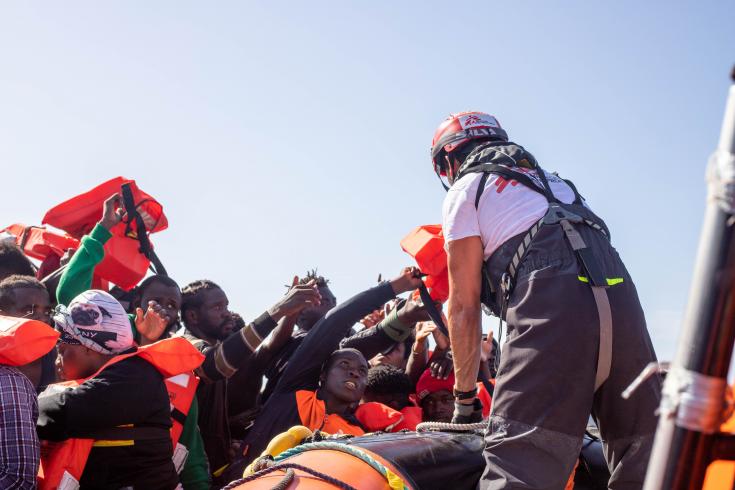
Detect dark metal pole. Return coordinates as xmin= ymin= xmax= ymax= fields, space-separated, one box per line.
xmin=644 ymin=67 xmax=735 ymax=489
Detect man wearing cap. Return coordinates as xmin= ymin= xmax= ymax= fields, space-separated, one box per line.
xmin=37 ymin=289 xmax=184 ymax=489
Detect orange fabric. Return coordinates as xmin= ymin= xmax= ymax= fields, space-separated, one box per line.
xmin=395 ymin=406 xmax=422 ymax=431
xmin=2 ymin=224 xmax=80 ymax=261
xmin=703 ymin=389 xmax=735 ymax=490
xmin=564 ymin=460 xmax=578 ymax=490
xmin=478 ymin=380 xmax=494 ymax=418
xmin=41 ymin=177 xmax=169 ymax=290
xmin=38 ymin=438 xmax=94 ymax=490
xmin=355 ymin=402 xmax=402 ymax=432
xmin=230 ymin=448 xmax=408 ymax=490
xmin=166 ymin=372 xmax=200 ymax=446
xmin=0 ymin=315 xmax=59 ymax=366
xmin=42 ymin=177 xmax=167 ymax=238
xmin=295 ymin=390 xmax=364 ymax=436
xmin=400 ymin=224 xmax=449 ymax=302
xmin=38 ymin=338 xmax=204 ymax=489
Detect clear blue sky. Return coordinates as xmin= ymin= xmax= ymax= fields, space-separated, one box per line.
xmin=1 ymin=2 xmax=733 ymax=360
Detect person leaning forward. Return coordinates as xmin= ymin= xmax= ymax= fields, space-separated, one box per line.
xmin=431 ymin=111 xmax=661 ymax=489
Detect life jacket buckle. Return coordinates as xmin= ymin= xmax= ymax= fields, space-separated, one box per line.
xmin=542 ymin=203 xmax=584 ymax=225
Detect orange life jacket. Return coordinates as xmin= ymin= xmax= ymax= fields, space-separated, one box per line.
xmin=0 ymin=315 xmax=59 ymax=366
xmin=295 ymin=390 xmax=365 ymax=436
xmin=400 ymin=224 xmax=449 ymax=302
xmin=2 ymin=224 xmax=80 ymax=262
xmin=702 ymin=388 xmax=735 ymax=490
xmin=41 ymin=177 xmax=168 ymax=291
xmin=355 ymin=402 xmax=423 ymax=432
xmin=37 ymin=337 xmax=204 ymax=490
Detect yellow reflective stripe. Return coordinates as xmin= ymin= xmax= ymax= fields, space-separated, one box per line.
xmin=577 ymin=276 xmax=624 ymax=286
xmin=92 ymin=440 xmax=134 ymax=447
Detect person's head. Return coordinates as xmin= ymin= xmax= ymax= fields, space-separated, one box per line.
xmin=430 ymin=111 xmax=508 ymax=188
xmin=133 ymin=275 xmax=181 ymax=330
xmin=181 ymin=280 xmax=233 ymax=341
xmin=319 ymin=348 xmax=369 ymax=410
xmin=362 ymin=365 xmax=412 ymax=411
xmin=0 ymin=275 xmax=53 ymax=387
xmin=0 ymin=275 xmax=52 ymax=324
xmin=0 ymin=241 xmax=35 ymax=281
xmin=416 ymin=368 xmax=456 ymax=423
xmin=297 ymin=270 xmax=336 ymax=330
xmin=54 ymin=289 xmax=133 ymax=380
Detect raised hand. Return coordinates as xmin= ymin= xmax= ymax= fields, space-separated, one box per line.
xmin=429 ymin=350 xmax=454 ymax=380
xmin=359 ymin=309 xmax=385 ymax=329
xmin=389 ymin=266 xmax=424 ymax=295
xmin=99 ymin=193 xmax=126 ymax=231
xmin=480 ymin=330 xmax=495 ymax=363
xmin=135 ymin=300 xmax=170 ymax=345
xmin=268 ymin=277 xmax=322 ymax=320
xmin=415 ymin=321 xmax=437 ymax=344
xmin=396 ymin=297 xmax=431 ymax=325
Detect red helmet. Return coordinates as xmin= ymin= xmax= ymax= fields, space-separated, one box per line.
xmin=430 ymin=111 xmax=508 ymax=185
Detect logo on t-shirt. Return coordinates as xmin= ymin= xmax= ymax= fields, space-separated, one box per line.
xmin=458 ymin=113 xmax=499 ymax=130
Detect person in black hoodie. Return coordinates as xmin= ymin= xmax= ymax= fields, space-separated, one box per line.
xmin=37 ymin=289 xmax=185 ymax=489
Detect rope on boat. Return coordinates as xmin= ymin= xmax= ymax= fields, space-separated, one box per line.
xmin=270 ymin=468 xmax=295 ymax=490
xmin=275 ymin=441 xmax=408 ymax=490
xmin=415 ymin=421 xmax=487 ymax=432
xmin=221 ymin=463 xmax=357 ymax=490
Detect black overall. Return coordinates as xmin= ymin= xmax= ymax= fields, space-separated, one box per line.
xmin=455 ymin=142 xmax=661 ymax=490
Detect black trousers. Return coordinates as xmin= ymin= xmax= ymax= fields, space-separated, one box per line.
xmin=480 ymin=227 xmax=661 ymax=489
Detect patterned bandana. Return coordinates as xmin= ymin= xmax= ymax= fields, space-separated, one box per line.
xmin=53 ymin=290 xmax=133 ymax=355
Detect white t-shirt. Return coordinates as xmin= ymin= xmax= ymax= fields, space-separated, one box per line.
xmin=442 ymin=169 xmax=577 ymax=261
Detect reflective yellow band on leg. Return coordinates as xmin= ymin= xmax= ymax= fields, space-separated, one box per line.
xmin=577 ymin=276 xmax=624 ymax=286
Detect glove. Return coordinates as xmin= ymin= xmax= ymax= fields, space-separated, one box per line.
xmin=451 ymin=398 xmax=483 ymax=424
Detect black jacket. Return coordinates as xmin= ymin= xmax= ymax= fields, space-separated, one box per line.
xmin=37 ymin=356 xmax=178 ymax=490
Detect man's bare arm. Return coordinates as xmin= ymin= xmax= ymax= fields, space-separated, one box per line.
xmin=446 ymin=236 xmax=484 ymax=401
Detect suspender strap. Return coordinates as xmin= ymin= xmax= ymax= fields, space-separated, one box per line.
xmin=475 ymin=173 xmax=490 ymax=209
xmin=591 ymin=287 xmax=613 ymax=390
xmin=556 ymin=216 xmax=613 ymax=390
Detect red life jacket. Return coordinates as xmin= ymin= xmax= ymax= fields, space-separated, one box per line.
xmin=400 ymin=224 xmax=449 ymax=302
xmin=37 ymin=337 xmax=204 ymax=489
xmin=355 ymin=402 xmax=423 ymax=432
xmin=2 ymin=224 xmax=80 ymax=261
xmin=41 ymin=177 xmax=168 ymax=290
xmin=0 ymin=315 xmax=59 ymax=366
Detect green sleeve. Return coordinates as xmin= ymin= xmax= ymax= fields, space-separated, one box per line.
xmin=179 ymin=396 xmax=211 ymax=489
xmin=56 ymin=224 xmax=112 ymax=305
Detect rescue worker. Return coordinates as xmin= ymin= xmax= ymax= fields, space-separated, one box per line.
xmin=431 ymin=111 xmax=660 ymax=489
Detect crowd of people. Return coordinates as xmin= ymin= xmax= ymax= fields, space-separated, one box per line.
xmin=0 ymin=194 xmax=497 ymax=489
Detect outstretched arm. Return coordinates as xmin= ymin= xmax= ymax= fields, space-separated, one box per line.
xmin=446 ymin=236 xmax=484 ymax=400
xmin=277 ymin=268 xmax=423 ymax=393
